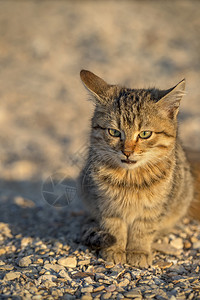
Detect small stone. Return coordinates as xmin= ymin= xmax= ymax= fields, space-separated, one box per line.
xmin=124 ymin=272 xmax=131 ymax=280
xmin=169 ymin=296 xmax=177 ymax=300
xmin=64 ymin=287 xmax=76 ymax=294
xmin=0 ymin=249 xmax=6 ymax=255
xmin=193 ymin=241 xmax=200 ymax=249
xmin=43 ymin=263 xmax=65 ymax=273
xmin=195 ymin=266 xmax=199 ymax=273
xmin=72 ymin=271 xmax=94 ymax=279
xmin=101 ymin=292 xmax=112 ymax=299
xmin=4 ymin=271 xmax=21 ymax=281
xmin=95 ymin=273 xmax=106 ymax=280
xmin=84 ymin=276 xmax=94 ymax=284
xmin=37 ymin=274 xmax=57 ymax=285
xmin=21 ymin=237 xmax=33 ymax=248
xmin=170 ymin=238 xmax=183 ymax=250
xmin=105 ymin=262 xmax=115 ymax=269
xmin=0 ymin=264 xmax=14 ymax=271
xmin=58 ymin=256 xmax=77 ymax=268
xmin=85 ymin=265 xmax=94 ymax=273
xmin=18 ymin=256 xmax=32 ymax=267
xmin=44 ymin=280 xmax=57 ymax=288
xmin=34 ymin=258 xmax=43 ymax=264
xmin=153 ymin=260 xmax=173 ymax=269
xmin=93 ymin=285 xmax=105 ymax=292
xmin=81 ymin=286 xmax=93 ymax=293
xmin=124 ymin=290 xmax=142 ymax=298
xmin=191 ymin=236 xmax=198 ymax=243
xmin=184 ymin=241 xmax=192 ymax=249
xmin=105 ymin=284 xmax=116 ymax=292
xmin=78 ymin=259 xmax=90 ymax=266
xmin=117 ymin=293 xmax=125 ymax=299
xmin=58 ymin=269 xmax=72 ymax=281
xmin=14 ymin=196 xmax=35 ymax=208
xmin=81 ymin=294 xmax=92 ymax=300
xmin=118 ymin=278 xmax=129 ymax=287
xmin=180 ymin=232 xmax=187 ymax=239
xmin=0 ymin=223 xmax=13 ymax=238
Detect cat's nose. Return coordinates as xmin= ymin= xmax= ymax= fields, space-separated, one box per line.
xmin=122 ymin=150 xmax=133 ymax=158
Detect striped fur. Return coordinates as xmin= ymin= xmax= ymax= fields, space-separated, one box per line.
xmin=78 ymin=70 xmax=194 ymax=267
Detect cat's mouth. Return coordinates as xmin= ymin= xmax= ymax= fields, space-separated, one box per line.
xmin=121 ymin=159 xmax=137 ymax=164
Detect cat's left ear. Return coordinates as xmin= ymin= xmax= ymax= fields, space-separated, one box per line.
xmin=157 ymin=79 xmax=186 ymax=119
xmin=80 ymin=70 xmax=113 ymax=105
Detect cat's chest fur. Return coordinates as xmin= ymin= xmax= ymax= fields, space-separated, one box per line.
xmin=93 ymin=161 xmax=173 ymax=224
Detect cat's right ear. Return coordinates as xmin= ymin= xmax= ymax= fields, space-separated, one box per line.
xmin=80 ymin=70 xmax=111 ymax=104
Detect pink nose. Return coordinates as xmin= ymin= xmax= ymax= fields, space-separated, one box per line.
xmin=122 ymin=150 xmax=133 ymax=158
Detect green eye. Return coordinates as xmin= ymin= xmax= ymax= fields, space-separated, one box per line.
xmin=108 ymin=128 xmax=121 ymax=138
xmin=139 ymin=131 xmax=152 ymax=139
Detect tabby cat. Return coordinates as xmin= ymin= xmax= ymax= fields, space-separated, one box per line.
xmin=78 ymin=70 xmax=198 ymax=268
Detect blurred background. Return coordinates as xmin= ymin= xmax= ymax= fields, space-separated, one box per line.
xmin=0 ymin=0 xmax=199 ymax=205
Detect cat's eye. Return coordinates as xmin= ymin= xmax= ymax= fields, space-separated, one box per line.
xmin=108 ymin=128 xmax=121 ymax=138
xmin=139 ymin=131 xmax=152 ymax=139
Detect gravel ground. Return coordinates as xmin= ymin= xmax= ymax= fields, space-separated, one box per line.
xmin=0 ymin=1 xmax=200 ymax=299
xmin=0 ymin=203 xmax=200 ymax=299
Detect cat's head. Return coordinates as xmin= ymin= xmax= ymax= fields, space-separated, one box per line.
xmin=80 ymin=70 xmax=185 ymax=169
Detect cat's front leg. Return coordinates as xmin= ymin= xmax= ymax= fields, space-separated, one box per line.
xmin=100 ymin=217 xmax=127 ymax=264
xmin=126 ymin=221 xmax=155 ymax=268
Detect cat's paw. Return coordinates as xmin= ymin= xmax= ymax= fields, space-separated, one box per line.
xmin=126 ymin=251 xmax=152 ymax=268
xmin=101 ymin=248 xmax=126 ymax=264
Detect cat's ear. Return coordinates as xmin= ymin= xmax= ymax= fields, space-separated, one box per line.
xmin=80 ymin=70 xmax=112 ymax=104
xmin=157 ymin=79 xmax=186 ymax=119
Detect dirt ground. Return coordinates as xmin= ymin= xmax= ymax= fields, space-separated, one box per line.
xmin=0 ymin=1 xmax=200 ymax=298
xmin=0 ymin=1 xmax=199 ymax=195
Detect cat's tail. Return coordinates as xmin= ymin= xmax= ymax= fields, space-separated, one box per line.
xmin=186 ymin=150 xmax=200 ymax=221
xmin=81 ymin=222 xmax=116 ymax=249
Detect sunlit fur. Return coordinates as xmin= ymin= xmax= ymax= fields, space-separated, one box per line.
xmin=79 ymin=70 xmax=194 ymax=267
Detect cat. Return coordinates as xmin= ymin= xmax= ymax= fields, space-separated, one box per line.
xmin=78 ymin=70 xmax=200 ymax=268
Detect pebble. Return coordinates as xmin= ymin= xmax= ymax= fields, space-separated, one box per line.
xmin=78 ymin=259 xmax=91 ymax=266
xmin=58 ymin=269 xmax=72 ymax=280
xmin=18 ymin=256 xmax=32 ymax=267
xmin=184 ymin=241 xmax=192 ymax=249
xmin=118 ymin=278 xmax=129 ymax=287
xmin=43 ymin=263 xmax=65 ymax=273
xmin=21 ymin=237 xmax=33 ymax=248
xmin=81 ymin=286 xmax=93 ymax=293
xmin=58 ymin=256 xmax=77 ymax=268
xmin=37 ymin=274 xmax=57 ymax=285
xmin=4 ymin=271 xmax=21 ymax=281
xmin=0 ymin=264 xmax=14 ymax=271
xmin=105 ymin=284 xmax=116 ymax=292
xmin=153 ymin=260 xmax=173 ymax=269
xmin=93 ymin=285 xmax=105 ymax=292
xmin=84 ymin=276 xmax=94 ymax=284
xmin=101 ymin=292 xmax=112 ymax=299
xmin=0 ymin=249 xmax=6 ymax=255
xmin=193 ymin=241 xmax=200 ymax=249
xmin=72 ymin=271 xmax=94 ymax=279
xmin=124 ymin=290 xmax=142 ymax=298
xmin=81 ymin=294 xmax=93 ymax=300
xmin=170 ymin=238 xmax=184 ymax=250
xmin=105 ymin=262 xmax=115 ymax=269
